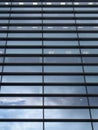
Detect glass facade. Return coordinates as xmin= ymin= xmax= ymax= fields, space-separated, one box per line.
xmin=0 ymin=0 xmax=98 ymax=129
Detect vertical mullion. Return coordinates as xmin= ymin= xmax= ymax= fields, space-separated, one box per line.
xmin=41 ymin=1 xmax=45 ymax=130
xmin=72 ymin=1 xmax=94 ymax=130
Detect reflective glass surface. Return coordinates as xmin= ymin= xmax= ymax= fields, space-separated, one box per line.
xmin=0 ymin=1 xmax=97 ymax=130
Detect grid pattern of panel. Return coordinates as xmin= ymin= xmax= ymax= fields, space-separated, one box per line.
xmin=0 ymin=0 xmax=98 ymax=130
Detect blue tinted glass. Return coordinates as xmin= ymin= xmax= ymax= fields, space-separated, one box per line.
xmin=45 ymin=123 xmax=92 ymax=130
xmin=0 ymin=123 xmax=43 ymax=130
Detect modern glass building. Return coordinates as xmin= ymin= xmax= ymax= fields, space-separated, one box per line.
xmin=0 ymin=0 xmax=98 ymax=129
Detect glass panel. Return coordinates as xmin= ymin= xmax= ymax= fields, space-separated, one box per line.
xmin=45 ymin=123 xmax=92 ymax=130
xmin=1 ymin=86 xmax=42 ymax=93
xmin=89 ymin=98 xmax=98 ymax=106
xmin=44 ymin=66 xmax=82 ymax=72
xmin=0 ymin=109 xmax=42 ymax=119
xmin=44 ymin=57 xmax=81 ymax=63
xmin=84 ymin=66 xmax=98 ymax=72
xmin=45 ymin=97 xmax=88 ymax=106
xmin=0 ymin=97 xmax=42 ymax=106
xmin=44 ymin=41 xmax=78 ymax=46
xmin=7 ymin=41 xmax=42 ymax=46
xmin=6 ymin=49 xmax=42 ymax=54
xmin=0 ymin=123 xmax=43 ymax=130
xmin=87 ymin=86 xmax=98 ymax=94
xmin=86 ymin=76 xmax=98 ymax=83
xmin=44 ymin=76 xmax=84 ymax=83
xmin=80 ymin=41 xmax=98 ymax=46
xmin=44 ymin=49 xmax=80 ymax=54
xmin=43 ymin=33 xmax=77 ymax=38
xmin=2 ymin=76 xmax=42 ymax=83
xmin=81 ymin=49 xmax=98 ymax=54
xmin=4 ymin=66 xmax=42 ymax=72
xmin=91 ymin=109 xmax=98 ymax=119
xmin=8 ymin=33 xmax=41 ymax=38
xmin=45 ymin=109 xmax=90 ymax=119
xmin=83 ymin=57 xmax=98 ymax=63
xmin=5 ymin=57 xmax=42 ymax=63
xmin=94 ymin=123 xmax=98 ymax=130
xmin=45 ymin=86 xmax=86 ymax=94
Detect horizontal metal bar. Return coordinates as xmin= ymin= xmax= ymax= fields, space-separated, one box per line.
xmin=0 ymin=10 xmax=98 ymax=14
xmin=0 ymin=23 xmax=98 ymax=26
xmin=0 ymin=82 xmax=98 ymax=86
xmin=1 ymin=93 xmax=98 ymax=97
xmin=0 ymin=45 xmax=98 ymax=49
xmin=0 ymin=72 xmax=97 ymax=76
xmin=0 ymin=94 xmax=97 ymax=97
xmin=0 ymin=16 xmax=98 ymax=20
xmin=0 ymin=0 xmax=97 ymax=2
xmin=0 ymin=30 xmax=98 ymax=34
xmin=0 ymin=5 xmax=98 ymax=8
xmin=0 ymin=38 xmax=98 ymax=41
xmin=0 ymin=54 xmax=97 ymax=57
xmin=0 ymin=119 xmax=97 ymax=122
xmin=0 ymin=106 xmax=98 ymax=109
xmin=0 ymin=63 xmax=97 ymax=66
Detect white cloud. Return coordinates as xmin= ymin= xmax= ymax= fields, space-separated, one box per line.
xmin=0 ymin=97 xmax=25 ymax=105
xmin=0 ymin=97 xmax=42 ymax=106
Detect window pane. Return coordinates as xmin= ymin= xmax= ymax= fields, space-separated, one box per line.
xmin=45 ymin=97 xmax=88 ymax=106
xmin=45 ymin=86 xmax=86 ymax=94
xmin=44 ymin=76 xmax=84 ymax=83
xmin=44 ymin=66 xmax=82 ymax=72
xmin=0 ymin=123 xmax=43 ymax=130
xmin=1 ymin=86 xmax=42 ymax=93
xmin=45 ymin=123 xmax=92 ymax=130
xmin=0 ymin=109 xmax=42 ymax=119
xmin=2 ymin=76 xmax=42 ymax=83
xmin=45 ymin=109 xmax=90 ymax=119
xmin=0 ymin=97 xmax=42 ymax=106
